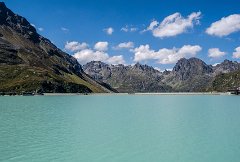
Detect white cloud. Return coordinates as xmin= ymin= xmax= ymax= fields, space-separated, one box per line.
xmin=65 ymin=41 xmax=88 ymax=52
xmin=38 ymin=27 xmax=44 ymax=31
xmin=73 ymin=49 xmax=109 ymax=64
xmin=233 ymin=47 xmax=240 ymax=58
xmin=115 ymin=42 xmax=134 ymax=49
xmin=208 ymin=48 xmax=226 ymax=58
xmin=132 ymin=44 xmax=202 ymax=64
xmin=145 ymin=12 xmax=201 ymax=38
xmin=206 ymin=14 xmax=240 ymax=37
xmin=121 ymin=27 xmax=128 ymax=32
xmin=73 ymin=49 xmax=125 ymax=65
xmin=104 ymin=27 xmax=114 ymax=35
xmin=71 ymin=41 xmax=125 ymax=65
xmin=107 ymin=55 xmax=125 ymax=65
xmin=121 ymin=26 xmax=138 ymax=32
xmin=130 ymin=28 xmax=138 ymax=32
xmin=61 ymin=27 xmax=69 ymax=32
xmin=142 ymin=20 xmax=159 ymax=32
xmin=94 ymin=42 xmax=109 ymax=51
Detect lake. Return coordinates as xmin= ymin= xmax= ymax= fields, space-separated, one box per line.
xmin=0 ymin=95 xmax=240 ymax=162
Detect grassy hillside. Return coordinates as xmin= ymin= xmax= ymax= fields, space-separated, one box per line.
xmin=211 ymin=70 xmax=240 ymax=92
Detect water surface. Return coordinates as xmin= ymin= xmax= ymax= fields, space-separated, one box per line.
xmin=0 ymin=95 xmax=240 ymax=162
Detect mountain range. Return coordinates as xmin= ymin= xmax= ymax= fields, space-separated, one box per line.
xmin=1 ymin=2 xmax=239 ymax=93
xmin=83 ymin=58 xmax=240 ymax=92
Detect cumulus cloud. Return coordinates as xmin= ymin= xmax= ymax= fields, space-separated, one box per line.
xmin=206 ymin=14 xmax=240 ymax=37
xmin=145 ymin=12 xmax=201 ymax=38
xmin=103 ymin=27 xmax=114 ymax=35
xmin=73 ymin=49 xmax=109 ymax=64
xmin=121 ymin=26 xmax=138 ymax=32
xmin=107 ymin=55 xmax=125 ymax=64
xmin=65 ymin=41 xmax=88 ymax=52
xmin=208 ymin=48 xmax=226 ymax=58
xmin=233 ymin=47 xmax=240 ymax=58
xmin=142 ymin=20 xmax=159 ymax=33
xmin=94 ymin=42 xmax=109 ymax=51
xmin=115 ymin=42 xmax=134 ymax=49
xmin=132 ymin=44 xmax=202 ymax=64
xmin=71 ymin=41 xmax=125 ymax=65
xmin=73 ymin=49 xmax=125 ymax=65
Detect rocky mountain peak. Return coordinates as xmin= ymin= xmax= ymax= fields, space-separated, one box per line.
xmin=133 ymin=62 xmax=159 ymax=73
xmin=133 ymin=62 xmax=144 ymax=70
xmin=172 ymin=57 xmax=213 ymax=81
xmin=213 ymin=59 xmax=239 ymax=74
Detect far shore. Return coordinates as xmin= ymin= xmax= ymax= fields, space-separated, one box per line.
xmin=43 ymin=92 xmax=231 ymax=96
xmin=0 ymin=92 xmax=235 ymax=96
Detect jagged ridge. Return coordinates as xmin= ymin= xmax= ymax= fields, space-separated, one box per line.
xmin=84 ymin=58 xmax=240 ymax=92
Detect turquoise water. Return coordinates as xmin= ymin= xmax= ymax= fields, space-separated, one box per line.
xmin=0 ymin=95 xmax=240 ymax=162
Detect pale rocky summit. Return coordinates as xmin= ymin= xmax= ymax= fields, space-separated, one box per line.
xmin=213 ymin=60 xmax=240 ymax=75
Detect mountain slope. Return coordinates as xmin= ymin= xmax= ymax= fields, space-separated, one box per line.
xmin=211 ymin=70 xmax=240 ymax=92
xmin=0 ymin=2 xmax=113 ymax=93
xmin=83 ymin=61 xmax=172 ymax=93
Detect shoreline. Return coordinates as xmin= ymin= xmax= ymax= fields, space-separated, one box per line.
xmin=44 ymin=92 xmax=231 ymax=96
xmin=0 ymin=92 xmax=234 ymax=96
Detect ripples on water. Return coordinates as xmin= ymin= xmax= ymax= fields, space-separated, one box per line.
xmin=0 ymin=95 xmax=240 ymax=162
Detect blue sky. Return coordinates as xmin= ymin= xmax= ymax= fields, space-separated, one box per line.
xmin=2 ymin=0 xmax=240 ymax=70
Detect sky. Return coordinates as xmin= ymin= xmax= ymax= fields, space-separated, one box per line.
xmin=2 ymin=0 xmax=240 ymax=70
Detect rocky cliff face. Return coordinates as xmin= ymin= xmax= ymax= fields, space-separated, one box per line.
xmin=83 ymin=61 xmax=112 ymax=81
xmin=0 ymin=2 xmax=113 ymax=93
xmin=83 ymin=61 xmax=172 ymax=93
